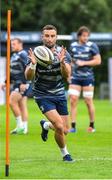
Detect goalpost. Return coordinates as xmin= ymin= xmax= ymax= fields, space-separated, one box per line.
xmin=5 ymin=10 xmax=11 ymax=177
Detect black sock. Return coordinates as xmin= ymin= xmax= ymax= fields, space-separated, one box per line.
xmin=71 ymin=122 xmax=76 ymax=129
xmin=90 ymin=122 xmax=94 ymax=128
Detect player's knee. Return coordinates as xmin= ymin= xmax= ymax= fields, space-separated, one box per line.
xmin=64 ymin=128 xmax=68 ymax=135
xmin=84 ymin=98 xmax=93 ymax=107
xmin=10 ymin=99 xmax=14 ymax=107
xmin=70 ymin=95 xmax=78 ymax=105
xmin=10 ymin=99 xmax=17 ymax=109
xmin=83 ymin=91 xmax=93 ymax=99
xmin=54 ymin=122 xmax=64 ymax=134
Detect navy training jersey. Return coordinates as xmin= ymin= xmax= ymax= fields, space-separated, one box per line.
xmin=10 ymin=50 xmax=28 ymax=84
xmin=32 ymin=45 xmax=72 ymax=99
xmin=70 ymin=41 xmax=100 ymax=80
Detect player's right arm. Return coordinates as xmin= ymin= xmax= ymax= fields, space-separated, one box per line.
xmin=25 ymin=48 xmax=37 ymax=80
xmin=76 ymin=54 xmax=101 ymax=67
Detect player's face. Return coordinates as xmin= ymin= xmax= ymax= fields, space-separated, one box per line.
xmin=42 ymin=29 xmax=57 ymax=48
xmin=79 ymin=32 xmax=89 ymax=44
xmin=11 ymin=40 xmax=22 ymax=52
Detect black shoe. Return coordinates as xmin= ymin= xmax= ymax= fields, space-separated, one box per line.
xmin=40 ymin=120 xmax=48 ymax=142
xmin=63 ymin=154 xmax=75 ymax=162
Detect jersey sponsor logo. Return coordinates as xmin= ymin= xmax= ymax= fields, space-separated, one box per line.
xmin=38 ymin=66 xmax=60 ymax=73
xmin=73 ymin=54 xmax=89 ymax=58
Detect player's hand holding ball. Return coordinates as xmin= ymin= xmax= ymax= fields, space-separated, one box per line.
xmin=28 ymin=48 xmax=37 ymax=65
xmin=58 ymin=46 xmax=66 ymax=65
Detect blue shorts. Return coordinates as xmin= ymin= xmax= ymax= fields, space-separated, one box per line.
xmin=11 ymin=83 xmax=32 ymax=97
xmin=70 ymin=78 xmax=94 ymax=87
xmin=35 ymin=98 xmax=68 ymax=115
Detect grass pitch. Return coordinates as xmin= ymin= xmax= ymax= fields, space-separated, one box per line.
xmin=0 ymin=99 xmax=112 ymax=179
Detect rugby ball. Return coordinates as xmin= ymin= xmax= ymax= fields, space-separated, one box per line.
xmin=34 ymin=46 xmax=54 ymax=67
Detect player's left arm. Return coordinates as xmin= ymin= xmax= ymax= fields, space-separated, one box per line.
xmin=60 ymin=61 xmax=71 ymax=80
xmin=58 ymin=47 xmax=71 ymax=79
xmin=19 ymin=51 xmax=31 ymax=92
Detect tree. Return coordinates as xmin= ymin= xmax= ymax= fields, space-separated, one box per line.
xmin=1 ymin=0 xmax=112 ymax=33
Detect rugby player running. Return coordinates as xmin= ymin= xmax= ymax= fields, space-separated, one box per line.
xmin=25 ymin=25 xmax=74 ymax=162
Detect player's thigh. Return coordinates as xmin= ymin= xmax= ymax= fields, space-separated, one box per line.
xmin=36 ymin=98 xmax=65 ymax=130
xmin=82 ymin=86 xmax=94 ymax=106
xmin=10 ymin=91 xmax=22 ymax=104
xmin=68 ymin=84 xmax=81 ymax=101
xmin=35 ymin=98 xmax=56 ymax=114
xmin=56 ymin=99 xmax=68 ymax=116
xmin=82 ymin=85 xmax=94 ymax=99
xmin=45 ymin=109 xmax=64 ymax=131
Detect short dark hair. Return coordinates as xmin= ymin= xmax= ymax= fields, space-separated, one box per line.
xmin=77 ymin=26 xmax=90 ymax=37
xmin=42 ymin=24 xmax=57 ymax=33
xmin=11 ymin=38 xmax=23 ymax=44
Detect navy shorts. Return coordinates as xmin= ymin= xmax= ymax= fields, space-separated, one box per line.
xmin=35 ymin=98 xmax=68 ymax=115
xmin=11 ymin=83 xmax=32 ymax=97
xmin=70 ymin=78 xmax=94 ymax=87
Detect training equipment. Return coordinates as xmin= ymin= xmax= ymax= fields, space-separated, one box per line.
xmin=6 ymin=10 xmax=11 ymax=177
xmin=34 ymin=46 xmax=54 ymax=67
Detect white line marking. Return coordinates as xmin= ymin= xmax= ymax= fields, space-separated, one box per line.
xmin=1 ymin=157 xmax=112 ymax=164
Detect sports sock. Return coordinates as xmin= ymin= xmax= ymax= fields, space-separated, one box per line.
xmin=23 ymin=121 xmax=28 ymax=130
xmin=16 ymin=116 xmax=23 ymax=128
xmin=89 ymin=122 xmax=94 ymax=128
xmin=71 ymin=122 xmax=76 ymax=128
xmin=43 ymin=121 xmax=52 ymax=130
xmin=60 ymin=146 xmax=69 ymax=157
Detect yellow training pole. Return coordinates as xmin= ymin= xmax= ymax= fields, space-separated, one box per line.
xmin=5 ymin=10 xmax=11 ymax=177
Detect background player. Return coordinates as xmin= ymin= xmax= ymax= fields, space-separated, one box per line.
xmin=25 ymin=25 xmax=74 ymax=162
xmin=10 ymin=38 xmax=30 ymax=134
xmin=68 ymin=26 xmax=101 ymax=133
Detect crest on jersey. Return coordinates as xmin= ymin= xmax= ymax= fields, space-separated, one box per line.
xmin=78 ymin=51 xmax=82 ymax=54
xmin=47 ymin=65 xmax=52 ymax=69
xmin=72 ymin=47 xmax=76 ymax=52
xmin=85 ymin=47 xmax=90 ymax=52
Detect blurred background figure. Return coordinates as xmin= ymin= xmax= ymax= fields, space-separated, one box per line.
xmin=68 ymin=26 xmax=101 ymax=133
xmin=9 ymin=38 xmax=30 ymax=134
xmin=0 ymin=57 xmax=6 ymax=106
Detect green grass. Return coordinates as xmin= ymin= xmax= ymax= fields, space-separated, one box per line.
xmin=0 ymin=99 xmax=112 ymax=179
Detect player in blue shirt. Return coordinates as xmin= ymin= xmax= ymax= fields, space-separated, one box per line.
xmin=10 ymin=38 xmax=30 ymax=134
xmin=25 ymin=25 xmax=74 ymax=162
xmin=68 ymin=26 xmax=101 ymax=133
